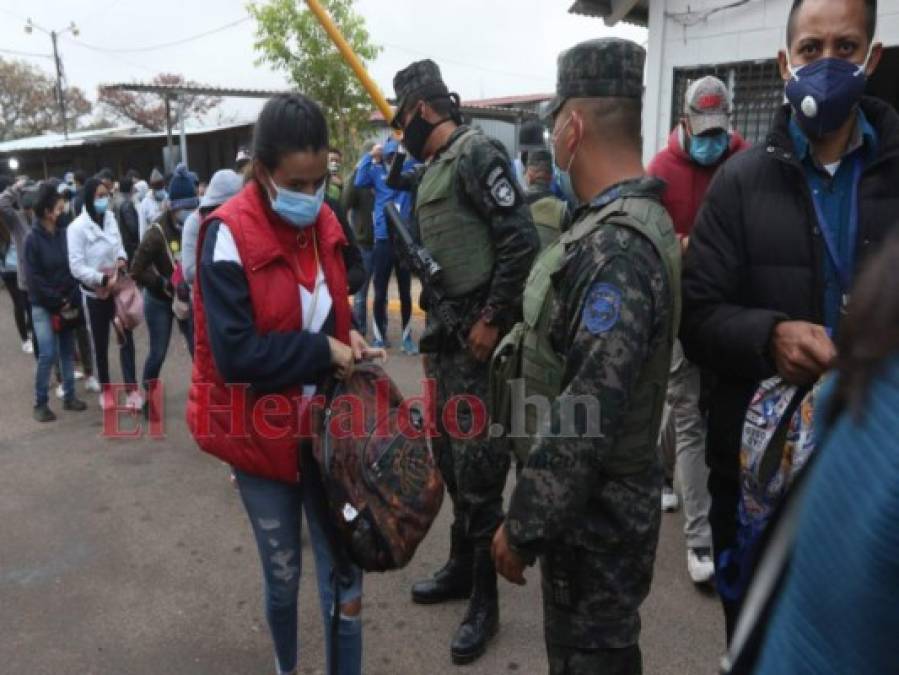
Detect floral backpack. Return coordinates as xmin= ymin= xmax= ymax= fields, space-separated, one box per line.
xmin=717 ymin=375 xmax=827 ymax=603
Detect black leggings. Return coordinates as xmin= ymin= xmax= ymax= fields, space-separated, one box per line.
xmin=82 ymin=293 xmax=137 ymax=386
xmin=1 ymin=272 xmax=30 ymax=343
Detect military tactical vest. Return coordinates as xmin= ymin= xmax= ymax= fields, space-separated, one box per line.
xmin=416 ymin=129 xmax=495 ymax=298
xmin=528 ymin=195 xmax=566 ymax=250
xmin=493 ymin=194 xmax=681 ymax=475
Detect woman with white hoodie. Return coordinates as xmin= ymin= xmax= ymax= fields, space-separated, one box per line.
xmin=67 ymin=177 xmax=140 ymax=410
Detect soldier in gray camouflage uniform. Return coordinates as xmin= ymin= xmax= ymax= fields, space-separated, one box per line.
xmin=491 ymin=39 xmax=681 ymax=675
xmin=390 ymin=60 xmax=538 ymax=664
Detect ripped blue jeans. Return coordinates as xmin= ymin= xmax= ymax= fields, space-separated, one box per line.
xmin=234 ymin=466 xmax=363 ymax=675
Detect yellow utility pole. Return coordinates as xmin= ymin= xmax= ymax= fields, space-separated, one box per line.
xmin=304 ymin=0 xmax=395 ymax=124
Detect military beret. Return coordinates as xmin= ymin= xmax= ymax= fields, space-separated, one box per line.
xmin=391 ymin=59 xmax=450 ymax=129
xmin=546 ymin=38 xmax=646 ymax=119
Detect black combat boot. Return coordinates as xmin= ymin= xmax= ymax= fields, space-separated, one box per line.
xmin=411 ymin=523 xmax=474 ymax=604
xmin=449 ymin=545 xmax=499 ymax=665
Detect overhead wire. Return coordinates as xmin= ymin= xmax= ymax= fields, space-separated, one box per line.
xmin=66 ymin=16 xmax=251 ymax=55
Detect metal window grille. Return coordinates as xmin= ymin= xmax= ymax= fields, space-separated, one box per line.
xmin=671 ymin=59 xmax=783 ymax=145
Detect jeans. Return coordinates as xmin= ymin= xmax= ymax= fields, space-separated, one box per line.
xmin=352 ymin=247 xmax=374 ymax=337
xmin=81 ymin=292 xmax=137 ymax=386
xmin=31 ymin=304 xmax=76 ymax=407
xmin=667 ymin=341 xmax=713 ymax=549
xmin=235 ymin=462 xmax=363 ymax=675
xmin=371 ymin=238 xmax=411 ymax=343
xmin=142 ymin=291 xmax=192 ymax=390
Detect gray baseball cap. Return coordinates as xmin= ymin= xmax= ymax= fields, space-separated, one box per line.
xmin=684 ymin=76 xmax=731 ymax=135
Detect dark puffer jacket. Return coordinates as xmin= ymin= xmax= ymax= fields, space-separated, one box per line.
xmin=681 ymin=96 xmax=899 ymax=480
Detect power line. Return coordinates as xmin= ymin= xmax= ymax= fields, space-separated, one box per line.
xmin=0 ymin=47 xmax=52 ymax=59
xmin=65 ymin=16 xmax=251 ymax=55
xmin=381 ymin=42 xmax=547 ymax=83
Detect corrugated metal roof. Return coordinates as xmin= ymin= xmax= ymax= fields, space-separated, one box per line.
xmin=0 ymin=119 xmax=255 ymax=155
xmin=464 ymin=93 xmax=554 ymax=108
xmin=100 ymin=83 xmax=291 ymax=99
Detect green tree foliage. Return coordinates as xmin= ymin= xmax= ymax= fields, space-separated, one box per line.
xmin=248 ymin=0 xmax=382 ymax=161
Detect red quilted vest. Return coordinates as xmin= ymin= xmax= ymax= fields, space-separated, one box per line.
xmin=186 ymin=181 xmax=351 ymax=483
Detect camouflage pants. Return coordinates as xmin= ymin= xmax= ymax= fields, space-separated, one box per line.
xmin=547 ymin=643 xmax=642 ymax=675
xmin=539 ymin=532 xmax=658 ymax=657
xmin=423 ymin=349 xmax=510 ymax=542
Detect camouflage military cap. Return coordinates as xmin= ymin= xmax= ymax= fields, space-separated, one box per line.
xmin=545 ymin=38 xmax=646 ymax=119
xmin=391 ymin=59 xmax=450 ymax=129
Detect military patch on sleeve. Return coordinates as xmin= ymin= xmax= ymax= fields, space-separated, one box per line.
xmin=583 ymin=282 xmax=623 ymax=335
xmin=483 ymin=160 xmax=519 ymax=210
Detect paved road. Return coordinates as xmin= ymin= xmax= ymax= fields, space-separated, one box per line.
xmin=0 ymin=289 xmax=723 ymax=674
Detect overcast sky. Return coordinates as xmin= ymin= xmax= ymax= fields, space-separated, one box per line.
xmin=0 ymin=0 xmax=646 ymax=126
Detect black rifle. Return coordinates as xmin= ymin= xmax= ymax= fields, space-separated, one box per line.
xmin=384 ymin=203 xmax=468 ymax=349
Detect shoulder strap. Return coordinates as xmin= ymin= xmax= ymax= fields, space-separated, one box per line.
xmin=438 ymin=128 xmax=480 ymax=163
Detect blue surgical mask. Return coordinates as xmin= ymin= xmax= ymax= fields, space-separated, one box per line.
xmin=267 ymin=178 xmax=325 ymax=229
xmin=94 ymin=197 xmax=109 ymax=215
xmin=552 ymin=114 xmax=581 ymax=207
xmin=785 ymin=44 xmax=873 ymax=139
xmin=154 ymin=189 xmax=167 ymax=202
xmin=689 ymin=131 xmax=730 ymax=166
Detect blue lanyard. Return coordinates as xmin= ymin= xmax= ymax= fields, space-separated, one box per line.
xmin=809 ymin=157 xmax=862 ymax=294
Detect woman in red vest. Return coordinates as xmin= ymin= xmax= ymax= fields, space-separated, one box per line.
xmin=187 ymin=94 xmax=384 ymax=675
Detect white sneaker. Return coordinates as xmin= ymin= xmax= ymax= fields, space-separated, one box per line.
xmin=84 ymin=376 xmax=101 ymax=393
xmin=55 ymin=384 xmax=65 ymax=400
xmin=99 ymin=390 xmax=116 ymax=411
xmin=126 ymin=389 xmax=144 ymax=412
xmin=22 ymin=339 xmax=33 ymax=354
xmin=661 ymin=485 xmax=679 ymax=512
xmin=74 ymin=369 xmax=85 ymax=380
xmin=687 ymin=547 xmax=715 ymax=584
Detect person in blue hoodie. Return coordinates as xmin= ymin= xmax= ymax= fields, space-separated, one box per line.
xmin=750 ymin=231 xmax=899 ymax=675
xmin=353 ymin=138 xmax=418 ymax=354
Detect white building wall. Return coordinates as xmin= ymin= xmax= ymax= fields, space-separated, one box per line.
xmin=642 ymin=0 xmax=899 ymax=164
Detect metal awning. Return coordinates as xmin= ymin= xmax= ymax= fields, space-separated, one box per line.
xmin=99 ymin=83 xmax=291 ymax=98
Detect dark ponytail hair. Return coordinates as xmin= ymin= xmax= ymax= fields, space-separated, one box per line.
xmin=83 ymin=177 xmax=104 ymax=226
xmin=828 ymin=232 xmax=899 ymax=423
xmin=252 ymin=94 xmax=329 ymax=171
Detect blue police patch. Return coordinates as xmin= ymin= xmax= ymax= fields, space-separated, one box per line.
xmin=583 ymin=283 xmax=623 ymax=335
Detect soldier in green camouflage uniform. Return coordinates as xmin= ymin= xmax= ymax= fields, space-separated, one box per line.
xmin=491 ymin=39 xmax=681 ymax=675
xmin=390 ymin=60 xmax=539 ymax=664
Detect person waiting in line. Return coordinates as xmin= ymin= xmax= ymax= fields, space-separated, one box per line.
xmin=181 ymin=168 xmax=244 ymax=291
xmin=67 ymin=178 xmax=140 ymax=412
xmin=187 ymin=93 xmax=385 ymax=675
xmin=138 ymin=168 xmax=167 ymax=240
xmin=25 ymin=182 xmax=88 ymax=422
xmin=326 ymin=146 xmax=344 ymax=201
xmin=342 ymin=140 xmax=377 ymax=337
xmin=115 ymin=177 xmax=141 ymax=265
xmin=353 ymin=138 xmax=418 ymax=353
xmin=647 ymin=75 xmax=750 ymax=587
xmin=1 ymin=177 xmax=36 ymax=356
xmin=131 ymin=164 xmax=198 ymax=420
xmin=1 ymin=227 xmax=33 ymax=355
xmin=522 ymin=149 xmax=569 ymax=250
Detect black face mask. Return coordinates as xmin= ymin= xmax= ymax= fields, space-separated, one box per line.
xmin=403 ymin=109 xmax=442 ymax=162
